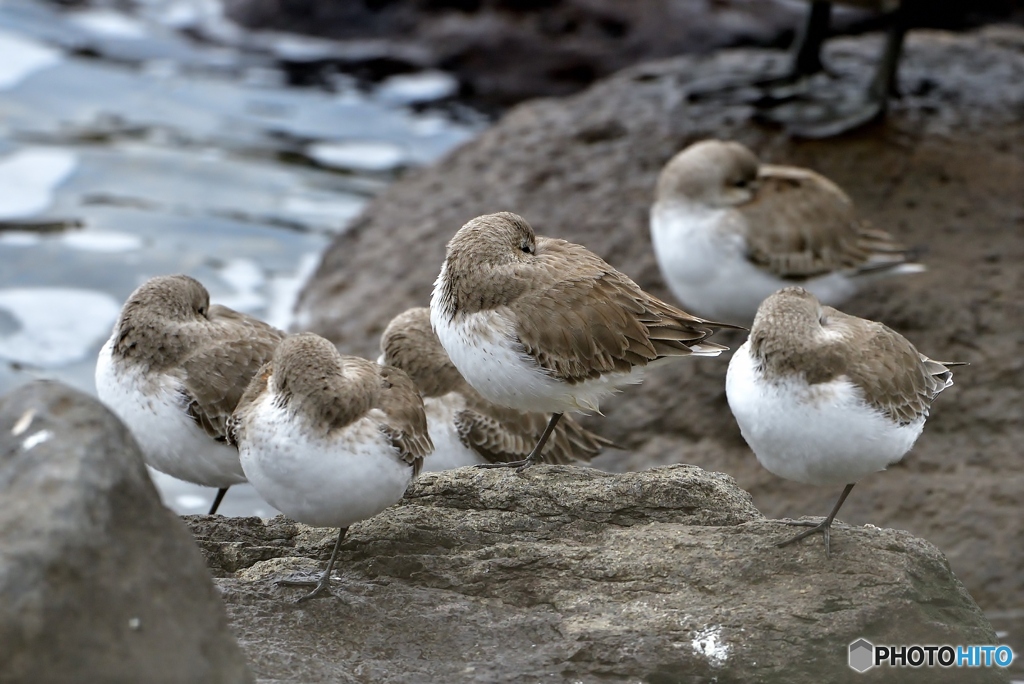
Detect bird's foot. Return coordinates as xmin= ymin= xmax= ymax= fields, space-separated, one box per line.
xmin=687 ymin=63 xmax=840 ymax=107
xmin=748 ymin=73 xmax=818 ymax=106
xmin=276 ymin=573 xmax=338 ymax=602
xmin=776 ymin=518 xmax=837 ymax=558
xmin=474 ymin=459 xmax=529 ymax=470
xmin=296 ymin=579 xmax=335 ymax=603
xmin=473 ymin=457 xmax=539 ymax=473
xmin=514 ymin=458 xmax=538 ymax=474
xmin=755 ymin=94 xmax=886 ymax=139
xmin=685 ymin=72 xmax=804 ymax=106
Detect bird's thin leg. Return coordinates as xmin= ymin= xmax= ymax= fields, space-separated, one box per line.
xmin=792 ymin=1 xmax=832 ymax=78
xmin=868 ymin=3 xmax=909 ymax=103
xmin=776 ymin=483 xmax=856 ymax=559
xmin=208 ymin=487 xmax=228 ymax=515
xmin=763 ymin=0 xmax=833 ymax=87
xmin=276 ymin=528 xmax=348 ymax=602
xmin=475 ymin=412 xmax=563 ymax=472
xmin=776 ymin=4 xmax=909 ymax=138
xmin=688 ymin=2 xmax=833 ymax=102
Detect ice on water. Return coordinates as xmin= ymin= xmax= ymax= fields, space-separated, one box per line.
xmin=0 ymin=288 xmax=120 ymax=366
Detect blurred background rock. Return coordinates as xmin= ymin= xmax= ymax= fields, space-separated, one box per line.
xmin=219 ymin=0 xmax=1024 ymax=110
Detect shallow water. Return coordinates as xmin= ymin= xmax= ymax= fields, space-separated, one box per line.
xmin=0 ymin=0 xmax=479 ymax=517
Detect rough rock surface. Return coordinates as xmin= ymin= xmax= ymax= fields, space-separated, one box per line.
xmin=295 ymin=26 xmax=1024 ymax=614
xmin=0 ymin=381 xmax=253 ymax=684
xmin=187 ymin=465 xmax=1006 ymax=683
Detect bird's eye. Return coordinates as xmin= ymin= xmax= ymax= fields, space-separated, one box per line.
xmin=733 ymin=179 xmax=749 ymax=189
xmin=198 ymin=306 xmax=207 ymax=316
xmin=521 ymin=242 xmax=533 ymax=254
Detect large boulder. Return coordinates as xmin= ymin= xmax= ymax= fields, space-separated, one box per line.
xmin=294 ymin=26 xmax=1024 ymax=614
xmin=188 ymin=465 xmax=1007 ymax=683
xmin=0 ymin=381 xmax=252 ymax=684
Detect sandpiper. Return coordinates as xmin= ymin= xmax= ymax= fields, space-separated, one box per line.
xmin=650 ymin=139 xmax=924 ymax=325
xmin=95 ymin=274 xmax=285 ymax=515
xmin=230 ymin=332 xmax=431 ymax=601
xmin=725 ymin=287 xmax=961 ymax=557
xmin=430 ymin=211 xmax=735 ymax=470
xmin=380 ymin=307 xmax=615 ymax=471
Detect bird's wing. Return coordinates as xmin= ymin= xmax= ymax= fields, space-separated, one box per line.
xmin=455 ymin=386 xmax=614 ymax=464
xmin=226 ymin=360 xmax=272 ymax=445
xmin=837 ymin=312 xmax=958 ymax=425
xmin=739 ymin=164 xmax=913 ymax=279
xmin=508 ymin=238 xmax=732 ymax=385
xmin=377 ymin=365 xmax=433 ymax=476
xmin=180 ymin=306 xmax=285 ymax=443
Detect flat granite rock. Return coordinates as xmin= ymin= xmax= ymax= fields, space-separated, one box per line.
xmin=294 ymin=26 xmax=1024 ymax=613
xmin=0 ymin=381 xmax=253 ymax=684
xmin=187 ymin=465 xmax=1007 ymax=683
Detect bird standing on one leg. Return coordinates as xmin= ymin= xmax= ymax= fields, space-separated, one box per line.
xmin=430 ymin=211 xmax=736 ymax=471
xmin=95 ymin=274 xmax=285 ymax=515
xmin=725 ymin=287 xmax=962 ymax=557
xmin=230 ymin=332 xmax=431 ymax=602
xmin=380 ymin=307 xmax=615 ymax=471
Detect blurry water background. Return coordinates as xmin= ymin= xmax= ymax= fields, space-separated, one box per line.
xmin=0 ymin=0 xmax=481 ymax=516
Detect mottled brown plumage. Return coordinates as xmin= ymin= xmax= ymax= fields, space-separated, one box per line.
xmin=380 ymin=307 xmax=614 ymax=465
xmin=111 ymin=274 xmax=285 ymax=444
xmin=233 ymin=333 xmax=430 ymax=473
xmin=230 ymin=332 xmax=431 ymax=603
xmin=380 ymin=308 xmax=466 ymax=399
xmin=744 ymin=164 xmax=912 ymax=279
xmin=377 ymin=364 xmax=432 ymax=475
xmin=656 ymin=139 xmax=919 ymax=280
xmin=749 ymin=287 xmax=957 ymax=425
xmin=434 ymin=212 xmax=734 ymax=386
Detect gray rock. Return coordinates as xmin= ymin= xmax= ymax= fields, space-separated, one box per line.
xmin=223 ymin=0 xmax=1022 ymax=108
xmin=0 ymin=381 xmax=252 ymax=684
xmin=295 ymin=26 xmax=1024 ymax=615
xmin=187 ymin=465 xmax=1006 ymax=683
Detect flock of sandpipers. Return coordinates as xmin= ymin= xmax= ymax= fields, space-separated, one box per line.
xmin=94 ymin=139 xmax=960 ymax=602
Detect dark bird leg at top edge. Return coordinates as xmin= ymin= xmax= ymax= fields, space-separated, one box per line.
xmin=757 ymin=2 xmax=910 ymax=138
xmin=752 ymin=1 xmax=835 ymax=101
xmin=475 ymin=412 xmax=564 ymax=472
xmin=687 ymin=2 xmax=833 ymax=104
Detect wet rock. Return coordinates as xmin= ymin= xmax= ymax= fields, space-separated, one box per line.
xmin=0 ymin=381 xmax=252 ymax=684
xmin=295 ymin=26 xmax=1024 ymax=614
xmin=187 ymin=465 xmax=1006 ymax=683
xmin=224 ymin=0 xmax=1024 ymax=108
xmin=225 ymin=0 xmax=882 ymax=108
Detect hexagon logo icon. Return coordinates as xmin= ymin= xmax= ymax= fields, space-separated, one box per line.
xmin=849 ymin=639 xmax=875 ymax=673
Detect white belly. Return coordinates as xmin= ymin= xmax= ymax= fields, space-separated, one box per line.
xmin=421 ymin=394 xmax=485 ymax=471
xmin=430 ymin=298 xmax=644 ymax=414
xmin=725 ymin=342 xmax=923 ymax=486
xmin=651 ymin=203 xmax=858 ymax=324
xmin=94 ymin=337 xmax=246 ymax=488
xmin=237 ymin=394 xmax=413 ymax=528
